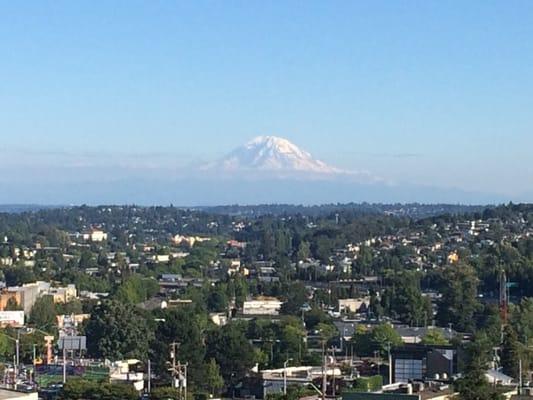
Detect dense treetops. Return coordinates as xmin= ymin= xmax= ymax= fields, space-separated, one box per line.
xmin=0 ymin=203 xmax=532 ymax=397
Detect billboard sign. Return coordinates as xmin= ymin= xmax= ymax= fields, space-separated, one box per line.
xmin=0 ymin=311 xmax=25 ymax=327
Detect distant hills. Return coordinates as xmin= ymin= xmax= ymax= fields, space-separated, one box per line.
xmin=0 ymin=136 xmax=510 ymax=205
xmin=0 ymin=204 xmax=58 ymax=213
xmin=0 ymin=203 xmax=492 ymax=219
xmin=200 ymin=203 xmax=491 ymax=218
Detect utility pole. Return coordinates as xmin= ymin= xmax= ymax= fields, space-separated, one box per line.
xmin=344 ymin=328 xmax=348 ymax=359
xmin=147 ymin=359 xmax=151 ymax=393
xmin=387 ymin=343 xmax=392 ymax=385
xmin=518 ymin=358 xmax=522 ymax=395
xmin=331 ymin=348 xmax=336 ymax=398
xmin=14 ymin=337 xmax=19 ymax=387
xmin=63 ymin=347 xmax=67 ymax=384
xmin=283 ymin=358 xmax=293 ymax=395
xmin=15 ymin=332 xmax=20 ymax=374
xmin=184 ymin=364 xmax=187 ymax=400
xmin=33 ymin=344 xmax=37 ymax=385
xmin=321 ymin=341 xmax=326 ymax=400
xmin=169 ymin=342 xmax=188 ymax=400
xmin=171 ymin=342 xmax=177 ymax=387
xmin=12 ymin=355 xmax=16 ymax=389
xmin=14 ymin=328 xmax=20 ymax=388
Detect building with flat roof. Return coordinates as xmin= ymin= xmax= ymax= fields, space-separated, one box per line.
xmin=0 ymin=389 xmax=38 ymax=400
xmin=242 ymin=297 xmax=283 ymax=316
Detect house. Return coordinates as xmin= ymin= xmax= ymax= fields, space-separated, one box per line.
xmin=210 ymin=313 xmax=229 ymax=326
xmin=154 ymin=254 xmax=170 ymax=263
xmin=242 ymin=297 xmax=283 ymax=316
xmin=172 ymin=235 xmax=210 ymax=247
xmin=225 ymin=259 xmax=249 ymax=277
xmin=171 ymin=251 xmax=189 ymax=259
xmin=82 ymin=229 xmax=108 ymax=242
xmin=338 ymin=298 xmax=370 ymax=314
xmin=109 ymin=360 xmax=145 ymax=391
xmin=446 ymin=252 xmax=459 ymax=264
xmin=255 ymin=266 xmax=280 ymax=283
xmin=227 ymin=259 xmax=241 ymax=275
xmin=158 ymin=274 xmax=185 ymax=294
xmin=227 ymin=240 xmax=247 ymax=249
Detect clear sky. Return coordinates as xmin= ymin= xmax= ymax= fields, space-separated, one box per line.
xmin=1 ymin=1 xmax=533 ymax=201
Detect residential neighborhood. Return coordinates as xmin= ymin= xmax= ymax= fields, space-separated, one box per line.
xmin=0 ymin=203 xmax=529 ymax=400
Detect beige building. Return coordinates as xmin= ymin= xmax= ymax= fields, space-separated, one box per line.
xmin=338 ymin=298 xmax=370 ymax=314
xmin=83 ymin=229 xmax=108 ymax=242
xmin=48 ymin=284 xmax=77 ymax=303
xmin=243 ymin=297 xmax=283 ymax=316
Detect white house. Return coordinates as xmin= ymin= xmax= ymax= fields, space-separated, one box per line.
xmin=243 ymin=297 xmax=283 ymax=316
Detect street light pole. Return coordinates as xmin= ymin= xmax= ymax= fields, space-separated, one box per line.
xmin=63 ymin=347 xmax=67 ymax=384
xmin=16 ymin=330 xmax=20 ymax=371
xmin=387 ymin=343 xmax=392 ymax=385
xmin=33 ymin=344 xmax=37 ymax=385
xmin=15 ymin=338 xmax=19 ymax=384
xmin=283 ymin=358 xmax=293 ymax=395
xmin=147 ymin=359 xmax=151 ymax=393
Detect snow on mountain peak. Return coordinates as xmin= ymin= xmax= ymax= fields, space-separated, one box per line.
xmin=207 ymin=136 xmax=342 ymax=174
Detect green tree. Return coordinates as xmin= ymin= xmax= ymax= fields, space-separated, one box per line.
xmin=316 ymin=322 xmax=337 ymax=346
xmin=207 ymin=287 xmax=229 ymax=313
xmin=62 ymin=378 xmax=138 ymax=400
xmin=297 ymin=241 xmax=311 ymax=261
xmin=351 ymin=326 xmax=374 ymax=357
xmin=351 ymin=324 xmax=402 ymax=358
xmin=56 ymin=299 xmax=83 ymax=315
xmin=353 ymin=375 xmax=383 ymax=392
xmin=511 ymin=297 xmax=533 ymax=342
xmin=204 ymin=358 xmax=224 ymax=396
xmin=152 ymin=307 xmax=206 ymax=389
xmin=421 ymin=330 xmax=448 ymax=345
xmin=85 ymin=300 xmax=153 ymax=360
xmin=381 ymin=271 xmax=432 ymax=326
xmin=29 ymin=295 xmax=57 ymax=328
xmin=4 ymin=267 xmax=36 ymax=286
xmin=369 ymin=293 xmax=383 ymax=320
xmin=206 ymin=322 xmax=257 ymax=384
xmin=303 ymin=308 xmax=329 ymax=330
xmin=150 ymin=387 xmax=181 ymax=400
xmin=281 ymin=282 xmax=308 ymax=315
xmin=280 ymin=318 xmax=307 ymax=363
xmin=457 ymin=334 xmax=503 ymax=400
xmin=0 ymin=331 xmax=13 ymax=360
xmin=501 ymin=325 xmax=520 ymax=379
xmin=371 ymin=323 xmax=402 ymax=357
xmin=437 ymin=264 xmax=480 ymax=332
xmin=114 ymin=275 xmax=159 ymax=304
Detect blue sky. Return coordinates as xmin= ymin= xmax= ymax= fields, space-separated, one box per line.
xmin=1 ymin=1 xmax=532 ymax=202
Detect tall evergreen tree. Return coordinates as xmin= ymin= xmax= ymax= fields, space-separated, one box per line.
xmin=437 ymin=264 xmax=480 ymax=332
xmin=501 ymin=325 xmax=520 ymax=379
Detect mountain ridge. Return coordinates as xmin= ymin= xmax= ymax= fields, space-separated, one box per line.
xmin=203 ymin=136 xmax=343 ymax=175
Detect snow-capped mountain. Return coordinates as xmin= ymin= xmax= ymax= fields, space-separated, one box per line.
xmin=204 ymin=136 xmax=342 ymax=175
